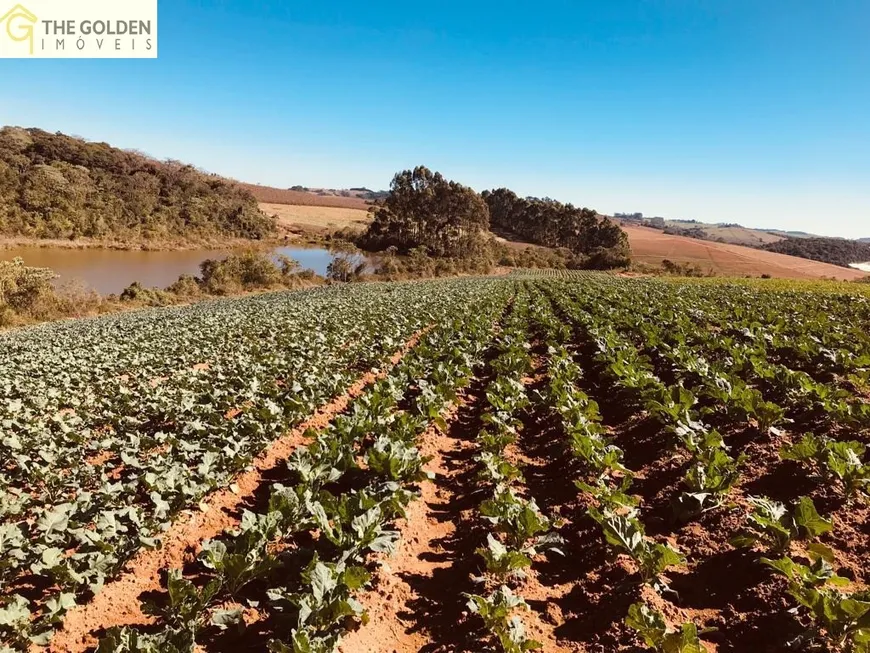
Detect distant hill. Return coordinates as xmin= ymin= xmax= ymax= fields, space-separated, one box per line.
xmin=0 ymin=127 xmax=274 ymax=244
xmin=762 ymin=229 xmax=818 ymax=239
xmin=309 ymin=186 xmax=389 ymax=201
xmin=623 ymin=223 xmax=866 ymax=281
xmin=615 ymin=216 xmax=787 ymax=247
xmin=613 ymin=214 xmax=870 ymax=272
xmin=677 ymin=223 xmax=785 ymax=246
xmin=762 ymin=237 xmax=870 ymax=268
xmin=238 ymin=183 xmax=371 ymax=210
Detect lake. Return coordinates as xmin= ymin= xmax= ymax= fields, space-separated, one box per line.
xmin=0 ymin=245 xmax=352 ymax=295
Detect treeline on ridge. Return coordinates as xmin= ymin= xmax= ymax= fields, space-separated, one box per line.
xmin=483 ymin=187 xmax=630 ymax=268
xmin=359 ymin=166 xmax=630 ymax=269
xmin=762 ymin=237 xmax=870 ymax=269
xmin=0 ymin=127 xmax=275 ymax=243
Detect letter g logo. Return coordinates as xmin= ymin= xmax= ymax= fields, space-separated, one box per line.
xmin=1 ymin=4 xmax=38 ymax=56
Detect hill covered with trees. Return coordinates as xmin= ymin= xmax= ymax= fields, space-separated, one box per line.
xmin=483 ymin=188 xmax=630 ymax=267
xmin=359 ymin=166 xmax=630 ymax=268
xmin=0 ymin=127 xmax=275 ymax=245
xmin=762 ymin=236 xmax=870 ymax=268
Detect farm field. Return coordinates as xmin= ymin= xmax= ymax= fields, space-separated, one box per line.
xmin=1 ymin=273 xmax=870 ymax=652
xmin=239 ymin=184 xmax=371 ymax=210
xmin=690 ymin=224 xmax=785 ymax=247
xmin=623 ymin=224 xmax=867 ymax=280
xmin=260 ymin=203 xmax=371 ymax=233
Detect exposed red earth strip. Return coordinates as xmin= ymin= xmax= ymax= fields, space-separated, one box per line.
xmin=338 ymin=401 xmax=471 ymax=653
xmin=341 ymin=376 xmax=567 ymax=652
xmin=48 ymin=329 xmax=430 ymax=653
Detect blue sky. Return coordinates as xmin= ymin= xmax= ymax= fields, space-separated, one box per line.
xmin=1 ymin=0 xmax=868 ymax=238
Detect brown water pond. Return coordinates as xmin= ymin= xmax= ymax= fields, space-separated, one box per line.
xmin=1 ymin=246 xmax=350 ymax=295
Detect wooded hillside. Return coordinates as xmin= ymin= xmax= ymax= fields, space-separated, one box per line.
xmin=762 ymin=236 xmax=870 ymax=268
xmin=0 ymin=127 xmax=275 ymax=243
xmin=484 ymin=188 xmax=631 ymax=268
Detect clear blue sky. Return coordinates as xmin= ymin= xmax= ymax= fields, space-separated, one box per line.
xmin=1 ymin=0 xmax=868 ymax=238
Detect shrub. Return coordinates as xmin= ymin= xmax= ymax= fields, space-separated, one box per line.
xmin=199 ymin=251 xmax=284 ymax=294
xmin=327 ymin=252 xmax=367 ymax=282
xmin=120 ymin=282 xmax=174 ymax=306
xmin=0 ymin=257 xmax=56 ymax=311
xmin=166 ymin=274 xmax=201 ymax=298
xmin=583 ymin=245 xmax=632 ymax=270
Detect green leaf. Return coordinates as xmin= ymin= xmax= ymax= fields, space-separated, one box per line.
xmin=793 ymin=497 xmax=832 ymax=538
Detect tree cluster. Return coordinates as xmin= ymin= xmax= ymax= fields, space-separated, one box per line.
xmin=360 ymin=166 xmax=490 ymax=258
xmin=483 ymin=188 xmax=630 ymax=268
xmin=762 ymin=237 xmax=870 ymax=268
xmin=359 ymin=167 xmax=630 ymax=269
xmin=0 ymin=127 xmax=275 ymax=243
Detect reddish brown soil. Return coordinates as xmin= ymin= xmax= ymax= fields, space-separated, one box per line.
xmin=343 ymin=369 xmax=568 ymax=652
xmin=545 ymin=342 xmax=870 ymax=652
xmin=339 ymin=401 xmax=472 ymax=653
xmin=237 ymin=183 xmax=371 ymax=210
xmin=623 ymin=224 xmax=866 ymax=280
xmin=50 ymin=330 xmax=428 ymax=653
xmin=346 ymin=325 xmax=870 ymax=652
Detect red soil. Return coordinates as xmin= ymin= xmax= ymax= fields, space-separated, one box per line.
xmin=238 ymin=183 xmax=371 ymax=210
xmin=343 ymin=338 xmax=870 ymax=652
xmin=342 ymin=373 xmax=566 ymax=652
xmin=623 ymin=224 xmax=866 ymax=280
xmin=49 ymin=330 xmax=428 ymax=653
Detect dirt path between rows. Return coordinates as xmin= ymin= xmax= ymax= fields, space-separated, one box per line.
xmin=341 ymin=371 xmax=569 ymax=652
xmin=49 ymin=329 xmax=429 ymax=653
xmin=338 ymin=392 xmax=480 ymax=653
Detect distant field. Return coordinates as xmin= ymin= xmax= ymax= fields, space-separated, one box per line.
xmin=260 ymin=202 xmax=371 ymax=231
xmin=625 ymin=224 xmax=867 ymax=280
xmin=241 ymin=183 xmax=370 ymax=209
xmin=698 ymin=225 xmax=785 ymax=246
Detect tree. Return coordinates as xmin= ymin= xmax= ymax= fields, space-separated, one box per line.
xmin=482 ymin=188 xmax=630 ymax=267
xmin=327 ymin=251 xmax=367 ymax=282
xmin=360 ymin=166 xmax=490 ymax=258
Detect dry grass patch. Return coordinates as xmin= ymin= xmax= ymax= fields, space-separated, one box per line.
xmin=241 ymin=184 xmax=370 ymax=209
xmin=260 ymin=203 xmax=372 ymax=232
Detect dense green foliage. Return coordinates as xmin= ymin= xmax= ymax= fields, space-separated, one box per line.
xmin=483 ymin=188 xmax=630 ymax=267
xmin=360 ymin=166 xmax=630 ymax=268
xmin=528 ymin=271 xmax=870 ymax=652
xmin=360 ymin=166 xmax=490 ymax=257
xmin=762 ymin=236 xmax=870 ymax=268
xmin=0 ymin=127 xmax=275 ymax=243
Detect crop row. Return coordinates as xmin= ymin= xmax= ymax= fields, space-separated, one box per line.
xmin=0 ymin=280 xmax=511 ymax=650
xmin=538 ymin=277 xmax=870 ymax=651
